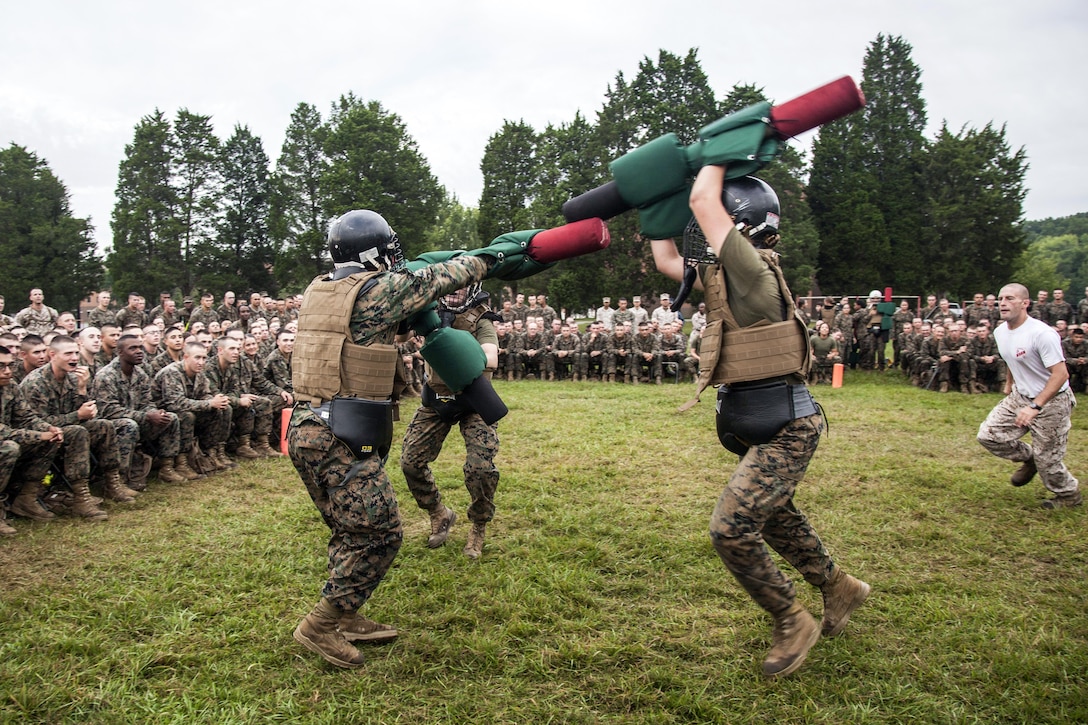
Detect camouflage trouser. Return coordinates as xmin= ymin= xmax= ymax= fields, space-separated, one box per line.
xmin=609 ymin=351 xmax=631 ymax=378
xmin=130 ymin=414 xmax=181 ymax=462
xmin=401 ymin=405 xmax=499 ymax=524
xmin=496 ymin=352 xmax=511 ymax=379
xmin=582 ymin=351 xmax=607 ymax=379
xmin=709 ymin=413 xmax=833 ymax=616
xmin=0 ymin=437 xmax=62 ymax=495
xmin=59 ymin=419 xmax=120 ymax=482
xmin=634 ymin=353 xmax=661 ymax=381
xmin=288 ymin=406 xmax=403 ymax=612
xmin=548 ymin=352 xmax=576 ymax=379
xmin=939 ymin=357 xmax=973 ymax=386
xmin=975 ymin=360 xmax=1006 ymax=392
xmin=107 ymin=418 xmax=141 ymax=473
xmin=859 ymin=329 xmax=888 ymax=370
xmin=519 ymin=351 xmax=544 ymax=379
xmin=177 ymin=408 xmax=232 ymax=451
xmin=1066 ymin=362 xmax=1088 ymax=393
xmin=977 ymin=387 xmax=1079 ymax=496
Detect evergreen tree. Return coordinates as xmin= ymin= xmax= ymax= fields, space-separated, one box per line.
xmin=172 ymin=109 xmax=222 ymax=294
xmin=477 ymin=120 xmax=538 ymax=246
xmin=809 ymin=34 xmax=926 ymax=294
xmin=271 ymin=102 xmax=329 ymax=292
xmin=109 ymin=109 xmax=183 ymax=300
xmin=208 ymin=125 xmax=274 ymax=295
xmin=321 ymin=95 xmax=441 ymax=261
xmin=0 ymin=144 xmax=102 ymax=313
xmin=921 ymin=122 xmax=1027 ymax=297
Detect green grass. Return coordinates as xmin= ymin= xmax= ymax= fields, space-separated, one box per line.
xmin=2 ymin=369 xmax=1087 ymax=724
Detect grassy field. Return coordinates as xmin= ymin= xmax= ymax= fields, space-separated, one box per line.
xmin=2 ymin=370 xmax=1086 ymax=724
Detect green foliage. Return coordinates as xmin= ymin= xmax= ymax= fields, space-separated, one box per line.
xmin=0 ymin=143 xmax=102 ymax=312
xmin=270 ymin=103 xmax=329 ymax=293
xmin=108 ymin=109 xmax=184 ymax=300
xmin=3 ymin=376 xmax=1087 ymax=723
xmin=322 ymin=95 xmax=441 ymax=261
xmin=477 ymin=120 xmax=539 ymax=248
xmin=1023 ymin=211 xmax=1088 ymax=241
xmin=172 ymin=109 xmax=223 ymax=294
xmin=1021 ymin=233 xmax=1088 ymax=297
xmin=1014 ymin=240 xmax=1072 ymax=295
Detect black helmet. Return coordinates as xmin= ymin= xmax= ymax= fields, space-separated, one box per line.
xmin=721 ymin=176 xmax=780 ymax=246
xmin=328 ymin=210 xmax=404 ymax=272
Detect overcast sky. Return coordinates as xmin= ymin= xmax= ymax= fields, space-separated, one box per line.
xmin=2 ymin=0 xmax=1085 ymax=251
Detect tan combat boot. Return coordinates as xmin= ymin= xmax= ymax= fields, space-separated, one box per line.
xmin=1041 ymin=490 xmax=1083 ymax=509
xmin=293 ymin=598 xmax=365 ymax=668
xmin=761 ymin=603 xmax=820 ymax=678
xmin=0 ymin=506 xmax=17 ymax=535
xmin=174 ymin=455 xmax=204 ymax=480
xmin=10 ymin=480 xmax=57 ymax=521
xmin=156 ymin=458 xmax=187 ymax=483
xmin=215 ymin=444 xmax=238 ymax=469
xmin=464 ymin=522 xmax=486 ymax=560
xmin=69 ymin=480 xmax=109 ymax=521
xmin=234 ymin=435 xmax=261 ymax=460
xmin=252 ymin=437 xmax=280 ymax=457
xmin=427 ymin=505 xmax=456 ymax=548
xmin=103 ymin=470 xmax=139 ymax=503
xmin=820 ymin=568 xmax=871 ymax=637
xmin=939 ymin=381 xmax=949 ymax=393
xmin=338 ymin=613 xmax=399 ymax=644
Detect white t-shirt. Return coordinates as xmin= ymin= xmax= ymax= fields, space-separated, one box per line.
xmin=993 ymin=316 xmax=1068 ymax=398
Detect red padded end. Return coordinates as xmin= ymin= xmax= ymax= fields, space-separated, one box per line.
xmin=526 ymin=218 xmax=611 ymax=264
xmin=770 ymin=76 xmax=865 ymax=139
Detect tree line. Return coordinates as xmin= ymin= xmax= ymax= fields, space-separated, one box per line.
xmin=2 ymin=33 xmax=1079 ymax=316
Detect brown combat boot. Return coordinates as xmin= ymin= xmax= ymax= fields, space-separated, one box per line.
xmin=215 ymin=445 xmax=238 ymax=469
xmin=427 ymin=505 xmax=456 ymax=548
xmin=762 ymin=603 xmax=820 ymax=678
xmin=939 ymin=381 xmax=949 ymax=393
xmin=10 ymin=480 xmax=57 ymax=521
xmin=820 ymin=568 xmax=872 ymax=637
xmin=234 ymin=435 xmax=261 ymax=460
xmin=607 ymin=374 xmax=615 ymax=383
xmin=103 ymin=470 xmax=138 ymax=503
xmin=1010 ymin=458 xmax=1037 ymax=487
xmin=0 ymin=507 xmax=16 ymax=536
xmin=156 ymin=458 xmax=187 ymax=483
xmin=507 ymin=371 xmax=514 ymax=382
xmin=1041 ymin=490 xmax=1083 ymax=509
xmin=464 ymin=522 xmax=487 ymax=560
xmin=961 ymin=384 xmax=973 ymax=394
xmin=69 ymin=480 xmax=109 ymax=521
xmin=252 ymin=438 xmax=280 ymax=457
xmin=174 ymin=455 xmax=204 ymax=480
xmin=338 ymin=613 xmax=399 ymax=644
xmin=293 ymin=598 xmax=365 ymax=668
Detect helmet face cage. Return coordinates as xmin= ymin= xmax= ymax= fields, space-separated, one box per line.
xmin=682 ymin=217 xmax=721 ymax=268
xmin=441 ymin=282 xmax=482 ymax=313
xmin=384 ymin=230 xmax=405 ymax=273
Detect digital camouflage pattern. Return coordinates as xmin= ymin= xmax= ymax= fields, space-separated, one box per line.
xmin=263 ymin=348 xmax=292 ymax=393
xmin=152 ymin=361 xmax=231 ymax=450
xmin=0 ymin=383 xmax=60 ymax=491
xmin=93 ymin=357 xmax=180 ymax=462
xmin=289 ymin=256 xmax=490 ymax=612
xmin=710 ymin=413 xmax=833 ymax=615
xmin=631 ymin=330 xmax=661 ymax=380
xmin=20 ymin=365 xmax=124 ymax=477
xmin=580 ymin=327 xmax=612 ymax=379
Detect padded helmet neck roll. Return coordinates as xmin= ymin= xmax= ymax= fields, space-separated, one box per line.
xmin=328 ymin=210 xmax=404 ymax=272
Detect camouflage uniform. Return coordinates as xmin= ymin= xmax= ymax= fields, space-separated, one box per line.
xmin=517 ymin=331 xmax=547 ymax=380
xmin=937 ymin=333 xmax=974 ymax=391
xmin=240 ymin=353 xmax=287 ymax=446
xmin=1062 ymin=336 xmax=1088 ymax=392
xmin=609 ymin=329 xmax=633 ymax=381
xmin=14 ymin=305 xmax=58 ymax=336
xmin=1047 ymin=300 xmax=1074 ymax=326
xmin=187 ymin=307 xmax=219 ymax=330
xmin=216 ymin=304 xmax=240 ymax=326
xmin=20 ymin=365 xmax=124 ymax=482
xmin=630 ymin=329 xmax=661 ymax=382
xmin=971 ymin=334 xmax=1006 ymax=392
xmin=401 ymin=304 xmax=500 ymax=532
xmin=580 ymin=328 xmax=612 ymax=380
xmin=93 ymin=357 xmax=180 ymax=465
xmin=548 ymin=331 xmax=582 ymax=380
xmin=204 ymin=357 xmax=261 ymax=450
xmin=0 ymin=383 xmax=61 ymax=501
xmin=263 ymin=348 xmax=293 ymax=393
xmin=891 ymin=308 xmax=914 ymax=367
xmin=149 ymin=350 xmax=183 ymax=378
xmin=495 ymin=329 xmax=513 ymax=380
xmin=152 ymin=361 xmax=231 ymax=453
xmin=115 ymin=307 xmax=148 ymax=329
xmin=657 ymin=330 xmax=686 ymax=380
xmin=289 ymin=255 xmax=489 ymax=611
xmin=87 ymin=307 xmax=115 ymax=330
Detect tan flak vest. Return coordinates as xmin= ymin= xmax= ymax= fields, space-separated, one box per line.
xmin=293 ymin=272 xmax=398 ymax=404
xmin=424 ymin=304 xmax=494 ymax=397
xmin=680 ymin=249 xmax=811 ymax=412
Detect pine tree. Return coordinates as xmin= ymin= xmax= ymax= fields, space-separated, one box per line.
xmin=173 ymin=109 xmax=222 ymax=294
xmin=0 ymin=144 xmax=102 ymax=313
xmin=109 ymin=109 xmax=183 ymax=300
xmin=210 ymin=125 xmax=274 ymax=295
